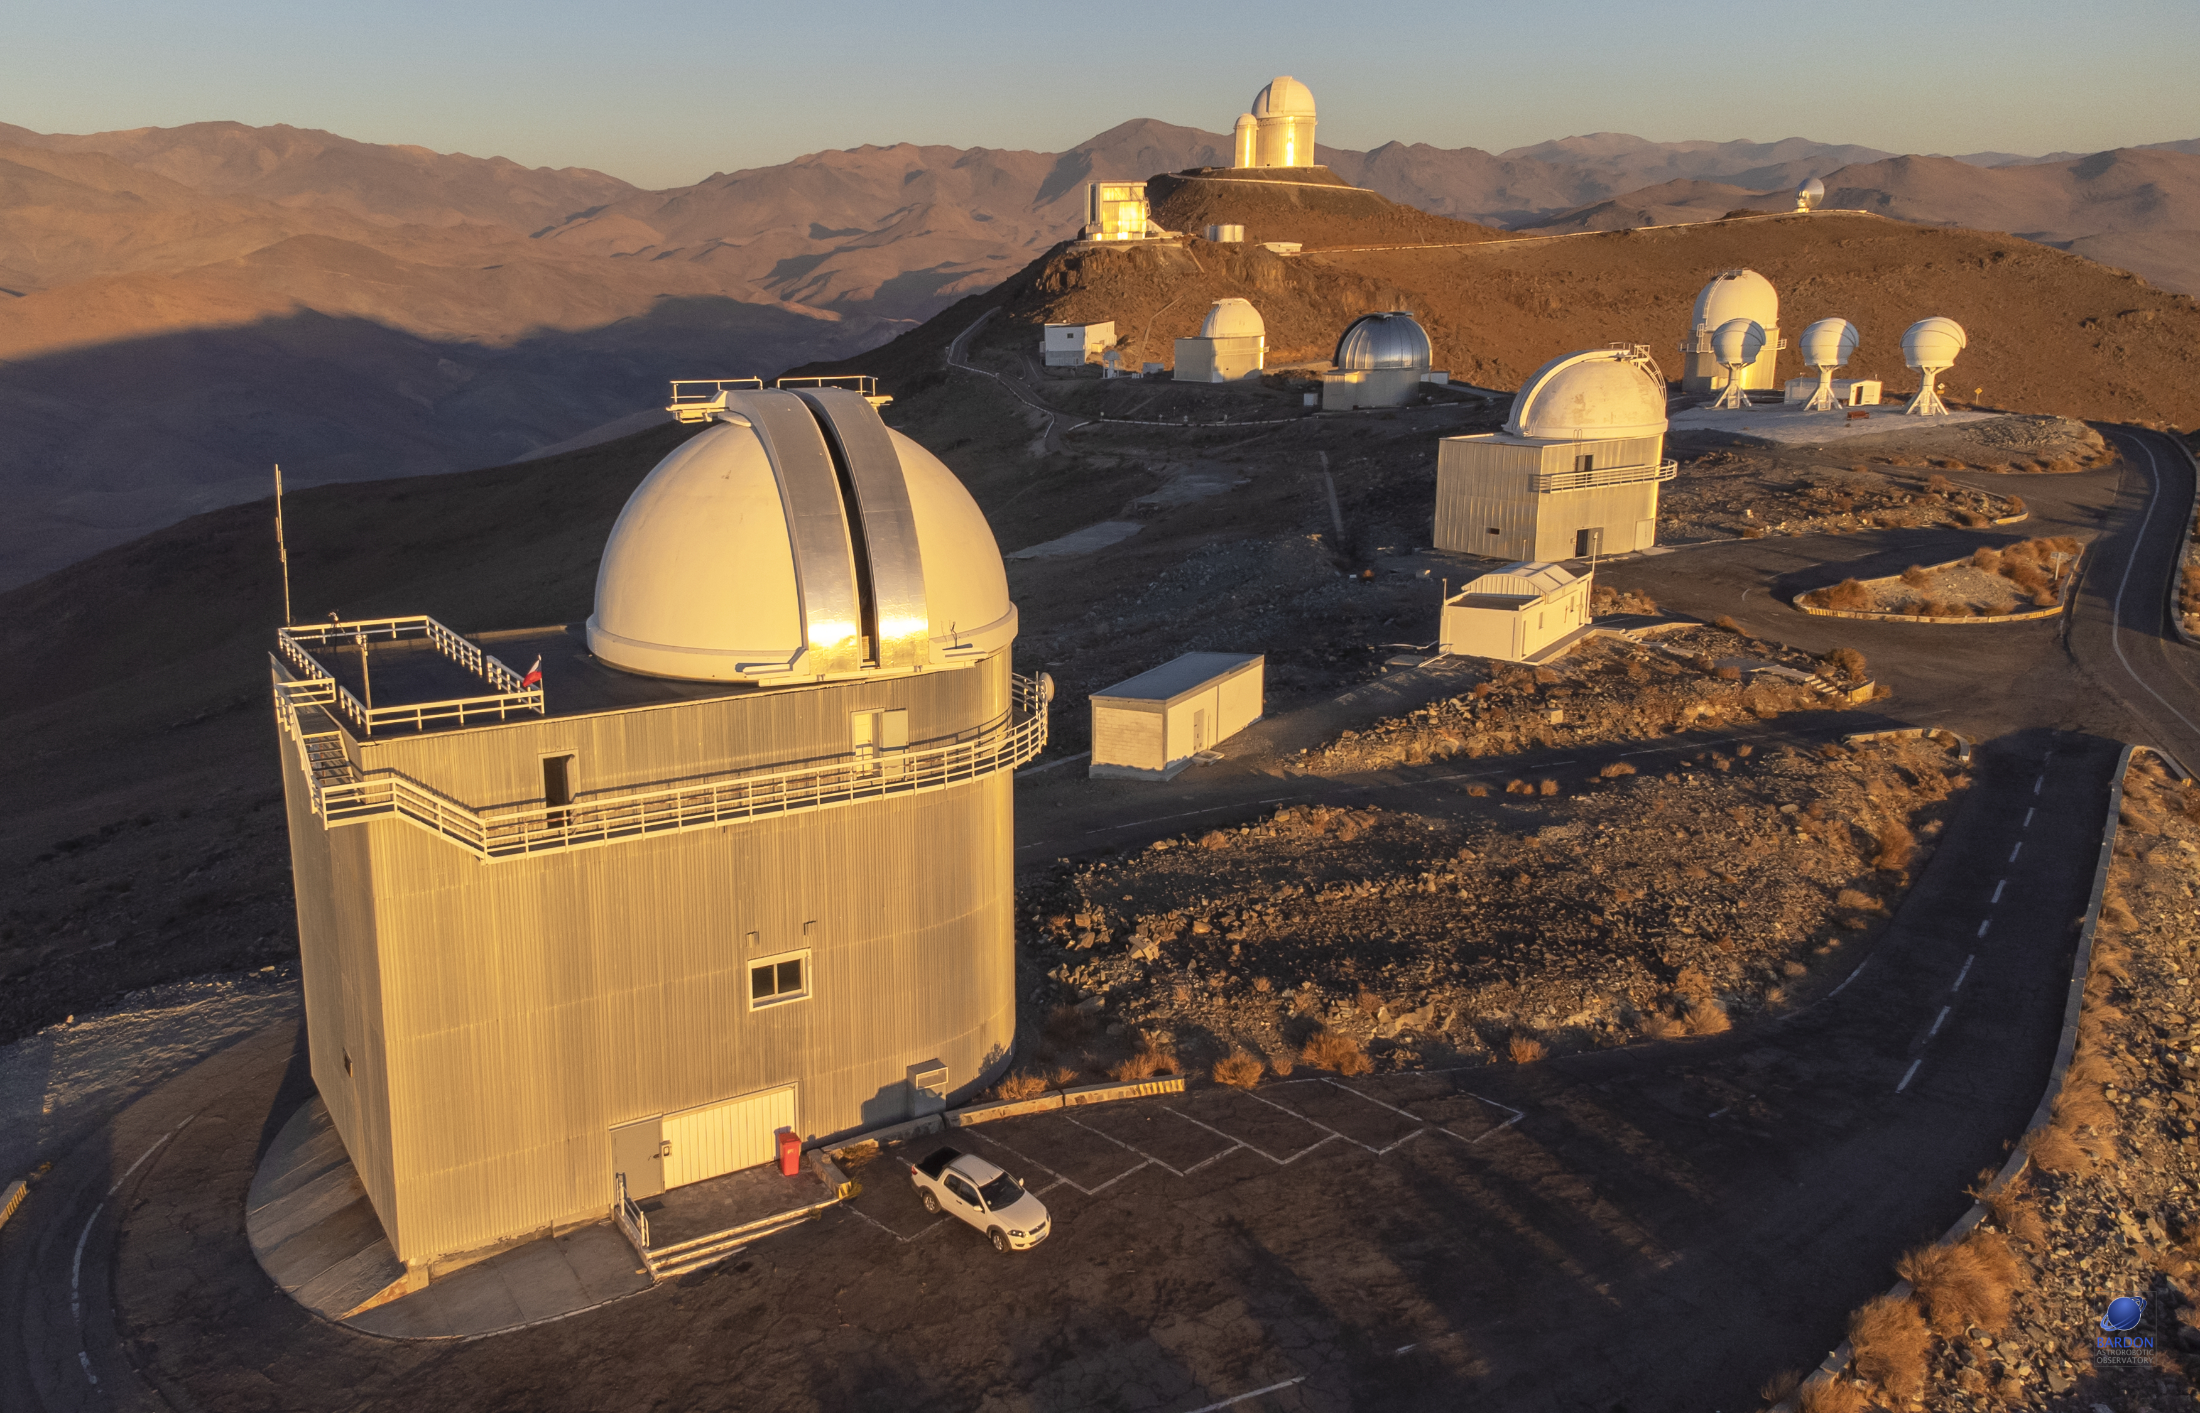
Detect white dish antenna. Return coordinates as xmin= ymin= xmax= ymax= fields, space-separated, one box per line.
xmin=1901 ymin=316 xmax=1967 ymax=415
xmin=1709 ymin=318 xmax=1765 ymax=410
xmin=1797 ymin=317 xmax=1861 ymax=411
xmin=1795 ymin=176 xmax=1825 ymax=212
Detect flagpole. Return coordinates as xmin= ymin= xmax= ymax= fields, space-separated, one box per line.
xmin=274 ymin=463 xmax=293 ymax=626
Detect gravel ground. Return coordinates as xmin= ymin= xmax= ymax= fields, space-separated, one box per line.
xmin=1010 ymin=735 xmax=1969 ymax=1089
xmin=1660 ymin=452 xmax=2027 ymax=546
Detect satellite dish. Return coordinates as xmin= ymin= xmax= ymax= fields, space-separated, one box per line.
xmin=1798 ymin=317 xmax=1862 ymax=411
xmin=1795 ymin=176 xmax=1825 ymax=212
xmin=1901 ymin=317 xmax=1968 ymax=415
xmin=1709 ymin=318 xmax=1766 ymax=410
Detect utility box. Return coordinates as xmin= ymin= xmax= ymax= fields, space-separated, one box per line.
xmin=1440 ymin=562 xmax=1593 ymax=662
xmin=1090 ymin=653 xmax=1264 ymax=780
xmin=1044 ymin=322 xmax=1116 ymax=367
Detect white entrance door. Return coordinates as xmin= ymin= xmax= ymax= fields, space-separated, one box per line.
xmin=661 ymin=1085 xmax=797 ymax=1189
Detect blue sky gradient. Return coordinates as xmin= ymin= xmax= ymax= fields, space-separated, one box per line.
xmin=5 ymin=0 xmax=2194 ymax=188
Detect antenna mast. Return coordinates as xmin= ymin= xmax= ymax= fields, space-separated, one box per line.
xmin=274 ymin=463 xmax=293 ymax=626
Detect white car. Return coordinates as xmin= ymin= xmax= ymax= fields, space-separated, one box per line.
xmin=908 ymin=1146 xmax=1051 ymax=1252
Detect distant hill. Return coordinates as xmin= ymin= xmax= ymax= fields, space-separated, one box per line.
xmin=1 ymin=115 xmax=2194 ymax=589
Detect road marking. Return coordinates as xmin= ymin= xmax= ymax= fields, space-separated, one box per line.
xmin=1953 ymin=955 xmax=1975 ymax=991
xmin=1977 ymin=919 xmax=1991 ymax=938
xmin=1897 ymin=1060 xmax=1922 ymax=1093
xmin=1929 ymin=1006 xmax=1951 ymax=1038
xmin=2023 ymin=808 xmax=2035 ymax=827
xmin=1991 ymin=879 xmax=2007 ymax=903
xmin=72 ymin=1116 xmax=194 ymax=1385
xmin=1825 ymin=956 xmax=1871 ymax=999
xmin=2109 ymin=435 xmax=2200 ymax=738
xmin=1180 ymin=1377 xmax=1309 ymax=1412
xmin=2034 ymin=775 xmax=2045 ymax=795
xmin=2009 ymin=841 xmax=2023 ymax=862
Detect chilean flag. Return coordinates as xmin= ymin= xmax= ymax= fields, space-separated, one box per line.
xmin=521 ymin=655 xmax=544 ymax=689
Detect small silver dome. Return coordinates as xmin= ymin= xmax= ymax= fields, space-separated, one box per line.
xmin=1334 ymin=311 xmax=1432 ymax=371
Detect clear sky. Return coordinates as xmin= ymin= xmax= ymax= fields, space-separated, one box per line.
xmin=7 ymin=0 xmax=2194 ymax=189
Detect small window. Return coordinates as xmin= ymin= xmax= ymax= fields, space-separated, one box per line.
xmin=749 ymin=949 xmax=811 ymax=1008
xmin=1486 ymin=527 xmax=1501 ymax=536
xmin=1575 ymin=453 xmax=1595 ymax=474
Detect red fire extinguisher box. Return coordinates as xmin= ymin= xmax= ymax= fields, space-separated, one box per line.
xmin=776 ymin=1127 xmax=801 ymax=1176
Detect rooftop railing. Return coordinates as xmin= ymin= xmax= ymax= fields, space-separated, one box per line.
xmin=668 ymin=375 xmax=888 ymax=422
xmin=1530 ymin=459 xmax=1679 ymax=494
xmin=276 ymin=616 xmax=543 ymax=735
xmin=272 ymin=667 xmax=1046 ymax=860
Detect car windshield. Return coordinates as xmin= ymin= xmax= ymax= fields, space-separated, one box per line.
xmin=978 ymin=1173 xmax=1023 ymax=1210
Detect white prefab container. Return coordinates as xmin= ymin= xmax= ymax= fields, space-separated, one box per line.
xmin=1782 ymin=377 xmax=1881 ymax=406
xmin=1440 ymin=562 xmax=1593 ymax=662
xmin=1090 ymin=652 xmax=1264 ymax=780
xmin=1044 ymin=322 xmax=1116 ymax=367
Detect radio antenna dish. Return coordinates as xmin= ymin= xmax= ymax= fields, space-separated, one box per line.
xmin=1709 ymin=318 xmax=1766 ymax=410
xmin=1795 ymin=176 xmax=1825 ymax=212
xmin=1901 ymin=317 xmax=1967 ymax=416
xmin=1797 ymin=318 xmax=1862 ymax=412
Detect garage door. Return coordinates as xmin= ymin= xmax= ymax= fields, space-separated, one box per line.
xmin=661 ymin=1085 xmax=797 ymax=1189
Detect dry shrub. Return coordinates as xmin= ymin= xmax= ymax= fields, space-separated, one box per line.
xmin=1900 ymin=564 xmax=1933 ymax=588
xmin=1716 ymin=665 xmax=1742 ymax=681
xmin=1684 ymin=1000 xmax=1733 ymax=1036
xmin=1712 ymin=614 xmax=1750 ymax=635
xmin=1465 ymin=783 xmax=1489 ymax=797
xmin=1834 ymin=887 xmax=1882 ymax=913
xmin=1823 ymin=646 xmax=1868 ymax=681
xmin=1925 ymin=473 xmax=1957 ymax=494
xmin=1212 ymin=1049 xmax=1265 ymax=1089
xmin=833 ymin=1139 xmax=881 ymax=1173
xmin=1301 ymin=1029 xmax=1372 ymax=1076
xmin=1809 ymin=579 xmax=1873 ymax=612
xmin=2024 ymin=1123 xmax=2088 ymax=1173
xmin=1642 ymin=1012 xmax=1686 ymax=1040
xmin=1599 ymin=761 xmax=1636 ymax=778
xmin=2101 ymin=897 xmax=2139 ymax=932
xmin=1268 ymin=1052 xmax=1294 ymax=1077
xmin=1797 ymin=1378 xmax=1868 ymax=1413
xmin=993 ymin=1071 xmax=1048 ymax=1102
xmin=2052 ymin=1079 xmax=2115 ymax=1134
xmin=1508 ymin=1035 xmax=1547 ymax=1064
xmin=1896 ymin=1230 xmax=2022 ymax=1335
xmin=1846 ymin=1293 xmax=1929 ymax=1398
xmin=1109 ymin=1039 xmax=1179 ymax=1082
xmin=1538 ymin=779 xmax=1560 ymax=796
xmin=1759 ymin=1368 xmax=1802 ymax=1404
xmin=1046 ymin=1003 xmax=1094 ymax=1047
xmin=1872 ymin=821 xmax=1915 ymax=872
xmin=1505 ymin=778 xmax=1531 ymax=795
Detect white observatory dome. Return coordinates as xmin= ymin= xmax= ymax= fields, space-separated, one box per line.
xmin=1334 ymin=311 xmax=1432 ymax=370
xmin=1251 ymin=76 xmax=1316 ymax=119
xmin=1201 ymin=297 xmax=1266 ymax=340
xmin=1710 ymin=318 xmax=1767 ymax=368
xmin=588 ymin=388 xmax=1013 ymax=683
xmin=1902 ymin=317 xmax=1968 ymax=369
xmin=1799 ymin=317 xmax=1861 ymax=369
xmin=1506 ymin=347 xmax=1669 ymax=440
xmin=1691 ymin=269 xmax=1779 ymax=331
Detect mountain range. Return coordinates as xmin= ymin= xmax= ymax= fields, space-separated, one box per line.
xmin=1 ymin=116 xmax=2195 ymax=587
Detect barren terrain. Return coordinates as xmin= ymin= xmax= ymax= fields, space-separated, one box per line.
xmin=1802 ymin=537 xmax=2085 ymax=618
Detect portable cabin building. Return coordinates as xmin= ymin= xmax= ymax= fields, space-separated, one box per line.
xmin=1089 ymin=653 xmax=1264 ymax=780
xmin=270 ymin=387 xmax=1045 ymax=1275
xmin=1435 ymin=346 xmax=1676 ymax=562
xmin=1044 ymin=321 xmax=1116 ymax=367
xmin=1440 ymin=562 xmax=1593 ymax=661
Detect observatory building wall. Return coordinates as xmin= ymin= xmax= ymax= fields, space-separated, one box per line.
xmin=1434 ymin=435 xmax=1665 ymax=562
xmin=279 ymin=653 xmax=1019 ymax=1266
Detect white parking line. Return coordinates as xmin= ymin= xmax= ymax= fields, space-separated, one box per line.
xmin=2034 ymin=775 xmax=2045 ymax=795
xmin=1897 ymin=1060 xmax=1923 ymax=1093
xmin=1953 ymin=955 xmax=1975 ymax=991
xmin=2023 ymin=808 xmax=2035 ymax=828
xmin=1991 ymin=879 xmax=2006 ymax=903
xmin=1180 ymin=1376 xmax=1309 ymax=1412
xmin=73 ymin=1116 xmax=193 ymax=1385
xmin=1977 ymin=919 xmax=1991 ymax=938
xmin=2008 ymin=841 xmax=2023 ymax=862
xmin=1929 ymin=1006 xmax=1951 ymax=1038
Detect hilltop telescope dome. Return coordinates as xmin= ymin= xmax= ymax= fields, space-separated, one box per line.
xmin=1679 ymin=270 xmax=1783 ymax=393
xmin=1201 ymin=297 xmax=1267 ymax=340
xmin=1438 ymin=345 xmax=1675 ymax=562
xmin=1231 ymin=76 xmax=1317 ymax=169
xmin=1507 ymin=345 xmax=1670 ymax=440
xmin=1901 ymin=316 xmax=1968 ymax=416
xmin=1176 ymin=298 xmax=1266 ymax=382
xmin=1334 ymin=311 xmax=1433 ymax=370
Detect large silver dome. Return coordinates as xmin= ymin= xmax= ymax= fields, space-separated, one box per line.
xmin=1334 ymin=311 xmax=1432 ymax=371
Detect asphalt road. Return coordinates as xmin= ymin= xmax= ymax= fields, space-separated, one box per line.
xmin=1 ymin=429 xmax=2191 ymax=1411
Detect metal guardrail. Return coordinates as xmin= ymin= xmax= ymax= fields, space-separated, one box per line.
xmin=1529 ymin=459 xmax=1679 ymax=494
xmin=276 ymin=616 xmax=542 ymax=735
xmin=667 ymin=377 xmax=765 ymax=406
xmin=272 ymin=669 xmax=1048 ymax=859
xmin=615 ymin=1172 xmax=650 ymax=1257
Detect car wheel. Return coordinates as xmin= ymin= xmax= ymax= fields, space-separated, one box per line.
xmin=921 ymin=1190 xmax=940 ymax=1215
xmin=989 ymin=1228 xmax=1010 ymax=1253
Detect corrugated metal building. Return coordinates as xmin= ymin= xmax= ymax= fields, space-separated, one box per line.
xmin=1089 ymin=653 xmax=1263 ymax=780
xmin=1439 ymin=562 xmax=1593 ymax=661
xmin=1044 ymin=322 xmax=1115 ymax=367
xmin=1435 ymin=346 xmax=1677 ymax=563
xmin=271 ymin=387 xmax=1045 ymax=1271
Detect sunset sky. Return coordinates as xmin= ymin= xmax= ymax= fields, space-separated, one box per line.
xmin=9 ymin=0 xmax=2195 ymax=187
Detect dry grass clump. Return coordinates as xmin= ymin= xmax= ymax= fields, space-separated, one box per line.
xmin=992 ymin=1070 xmax=1049 ymax=1101
xmin=1598 ymin=760 xmax=1636 ymax=778
xmin=1796 ymin=1377 xmax=1868 ymax=1413
xmin=1109 ymin=1037 xmax=1180 ymax=1082
xmin=2023 ymin=1122 xmax=2089 ymax=1173
xmin=1975 ymin=1171 xmax=2049 ymax=1250
xmin=1895 ymin=1229 xmax=2023 ymax=1335
xmin=1212 ymin=1049 xmax=1265 ymax=1088
xmin=1872 ymin=821 xmax=1915 ymax=873
xmin=832 ymin=1139 xmax=881 ymax=1174
xmin=1672 ymin=965 xmax=1732 ymax=1035
xmin=1507 ymin=1035 xmax=1547 ymax=1064
xmin=1805 ymin=579 xmax=1873 ymax=612
xmin=1300 ymin=1029 xmax=1373 ymax=1076
xmin=1900 ymin=564 xmax=1933 ymax=588
xmin=1846 ymin=1293 xmax=1930 ymax=1398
